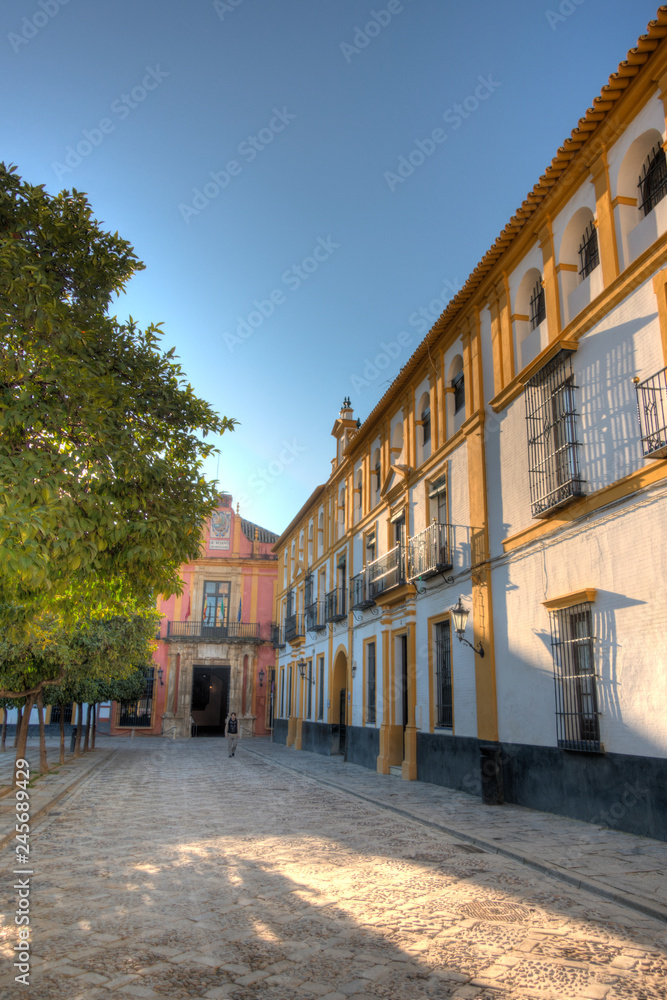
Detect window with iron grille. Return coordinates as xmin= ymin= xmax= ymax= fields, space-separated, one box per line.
xmin=578 ymin=222 xmax=599 ymax=279
xmin=435 ymin=621 xmax=453 ymax=728
xmin=304 ymin=574 xmax=313 ymax=609
xmin=638 ymin=144 xmax=667 ymax=218
xmin=317 ymin=655 xmax=325 ymax=720
xmin=285 ymin=588 xmax=294 ymax=619
xmin=366 ymin=641 xmax=376 ymax=725
xmin=529 ymin=280 xmax=546 ymax=330
xmin=525 ymin=349 xmax=584 ymax=518
xmin=50 ymin=703 xmax=73 ymax=725
xmin=287 ymin=666 xmax=293 ymax=717
xmin=422 ymin=406 xmax=431 ymax=445
xmin=549 ymin=602 xmax=600 ymax=751
xmin=452 ymin=371 xmax=465 ymax=415
xmin=306 ymin=660 xmax=313 ymax=719
xmin=280 ymin=668 xmax=285 ymax=717
xmin=117 ymin=670 xmax=155 ymax=728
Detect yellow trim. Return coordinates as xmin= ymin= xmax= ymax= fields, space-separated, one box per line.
xmin=503 ymin=461 xmax=667 ymax=554
xmin=542 ymin=589 xmax=597 ymax=611
xmin=556 ymin=263 xmax=579 ymax=273
xmin=611 ymin=195 xmax=637 ymax=208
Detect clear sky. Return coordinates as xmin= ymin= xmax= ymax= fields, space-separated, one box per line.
xmin=2 ymin=0 xmax=660 ymax=535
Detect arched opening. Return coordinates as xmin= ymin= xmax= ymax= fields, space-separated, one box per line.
xmin=616 ymin=128 xmax=667 ymax=267
xmin=337 ymin=484 xmax=346 ymax=538
xmin=559 ymin=207 xmax=600 ymax=324
xmin=514 ymin=268 xmax=546 ymax=370
xmin=417 ymin=390 xmax=431 ymax=464
xmin=372 ymin=447 xmax=381 ymax=506
xmin=391 ymin=420 xmax=404 ymax=465
xmin=354 ymin=469 xmax=363 ymax=523
xmin=332 ymin=648 xmax=348 ymax=755
xmin=447 ymin=355 xmax=465 ymax=435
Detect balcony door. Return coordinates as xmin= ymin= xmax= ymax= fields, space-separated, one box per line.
xmin=202 ymin=581 xmax=230 ymax=636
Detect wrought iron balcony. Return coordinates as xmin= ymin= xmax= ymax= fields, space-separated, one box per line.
xmin=324 ymin=587 xmax=347 ymax=622
xmin=305 ymin=601 xmax=326 ymax=632
xmin=349 ymin=570 xmax=375 ymax=610
xmin=407 ymin=523 xmax=452 ymax=580
xmin=285 ymin=613 xmax=305 ymax=642
xmin=166 ymin=621 xmax=264 ymax=641
xmin=272 ymin=624 xmax=286 ymax=649
xmin=635 ymin=367 xmax=667 ymax=458
xmin=367 ymin=544 xmax=405 ymax=599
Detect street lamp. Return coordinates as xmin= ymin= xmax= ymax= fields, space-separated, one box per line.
xmin=157 ymin=667 xmax=164 ymax=685
xmin=258 ymin=668 xmax=265 ymax=688
xmin=451 ymin=596 xmax=484 ymax=657
xmin=297 ymin=658 xmax=314 ymax=683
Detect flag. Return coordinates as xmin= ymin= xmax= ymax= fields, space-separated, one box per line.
xmin=184 ymin=595 xmax=191 ymax=621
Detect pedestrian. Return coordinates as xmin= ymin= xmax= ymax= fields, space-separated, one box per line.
xmin=226 ymin=711 xmax=239 ymax=757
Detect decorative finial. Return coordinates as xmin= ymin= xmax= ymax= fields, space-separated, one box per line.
xmin=343 ymin=396 xmax=351 ymax=408
xmin=356 ymin=418 xmax=361 ymax=428
xmin=236 ymin=502 xmax=240 ymax=514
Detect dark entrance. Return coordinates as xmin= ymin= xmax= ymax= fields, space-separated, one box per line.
xmin=191 ymin=665 xmax=230 ymax=737
xmin=400 ymin=634 xmax=408 ymax=757
xmin=339 ymin=688 xmax=347 ymax=755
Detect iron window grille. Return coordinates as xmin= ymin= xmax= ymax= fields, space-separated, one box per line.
xmin=324 ymin=587 xmax=346 ymax=621
xmin=374 ymin=463 xmax=381 ymax=495
xmin=549 ymin=602 xmax=600 ymax=752
xmin=638 ymin=144 xmax=667 ymax=218
xmin=304 ymin=573 xmax=313 ymax=608
xmin=578 ymin=222 xmax=599 ymax=279
xmin=306 ymin=661 xmax=313 ymax=719
xmin=285 ymin=614 xmax=305 ymax=642
xmin=634 ymin=366 xmax=667 ymax=458
xmin=367 ymin=544 xmax=405 ymax=598
xmin=530 ymin=280 xmax=546 ymax=330
xmin=452 ymin=371 xmax=465 ymax=415
xmin=117 ymin=669 xmax=155 ymax=728
xmin=525 ymin=349 xmax=585 ymax=518
xmin=349 ymin=570 xmax=375 ymax=610
xmin=272 ymin=624 xmax=286 ymax=649
xmin=306 ymin=601 xmax=326 ymax=631
xmin=434 ymin=621 xmax=453 ymax=728
xmin=285 ymin=588 xmax=294 ymax=619
xmin=366 ymin=642 xmax=376 ymax=725
xmin=50 ymin=703 xmax=73 ymax=725
xmin=317 ymin=656 xmax=325 ymax=720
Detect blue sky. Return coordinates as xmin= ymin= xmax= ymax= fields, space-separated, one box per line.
xmin=2 ymin=0 xmax=660 ymax=534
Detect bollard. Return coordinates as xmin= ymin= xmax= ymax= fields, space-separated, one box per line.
xmin=69 ymin=727 xmax=78 ymax=753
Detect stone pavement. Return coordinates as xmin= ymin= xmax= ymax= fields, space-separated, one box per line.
xmin=0 ymin=736 xmax=665 ymax=1000
xmin=244 ymin=739 xmax=667 ymax=924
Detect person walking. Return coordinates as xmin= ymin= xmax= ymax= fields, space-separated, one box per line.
xmin=226 ymin=712 xmax=239 ymax=757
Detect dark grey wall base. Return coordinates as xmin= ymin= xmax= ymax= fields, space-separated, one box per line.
xmin=301 ymin=721 xmax=338 ymax=756
xmin=346 ymin=725 xmax=380 ymax=770
xmin=416 ymin=732 xmax=667 ymax=842
xmin=2 ymin=724 xmax=77 ymax=739
xmin=273 ymin=718 xmax=288 ymax=745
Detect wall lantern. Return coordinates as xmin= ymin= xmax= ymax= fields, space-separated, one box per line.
xmin=451 ymin=596 xmax=484 ymax=657
xmin=258 ymin=668 xmax=265 ymax=688
xmin=297 ymin=658 xmax=315 ymax=683
xmin=157 ymin=667 xmax=164 ymax=686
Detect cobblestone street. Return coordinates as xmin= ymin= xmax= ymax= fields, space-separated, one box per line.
xmin=1 ymin=737 xmax=666 ymax=1000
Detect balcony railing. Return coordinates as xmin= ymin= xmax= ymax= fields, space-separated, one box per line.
xmin=635 ymin=367 xmax=667 ymax=458
xmin=272 ymin=625 xmax=286 ymax=649
xmin=349 ymin=570 xmax=375 ymax=609
xmin=166 ymin=621 xmax=267 ymax=641
xmin=407 ymin=523 xmax=452 ymax=580
xmin=324 ymin=587 xmax=346 ymax=621
xmin=367 ymin=545 xmax=405 ymax=599
xmin=285 ymin=613 xmax=305 ymax=642
xmin=305 ymin=601 xmax=326 ymax=632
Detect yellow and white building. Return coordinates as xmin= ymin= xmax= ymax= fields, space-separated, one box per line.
xmin=271 ymin=9 xmax=667 ymax=840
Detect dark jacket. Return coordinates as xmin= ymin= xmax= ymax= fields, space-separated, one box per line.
xmin=227 ymin=716 xmax=238 ymax=735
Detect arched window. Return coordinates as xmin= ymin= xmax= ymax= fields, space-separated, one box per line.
xmin=514 ymin=267 xmax=546 ymax=370
xmin=355 ymin=469 xmax=363 ymax=522
xmin=529 ymin=280 xmax=546 ymax=331
xmin=447 ymin=356 xmax=465 ymax=434
xmin=558 ymin=207 xmax=599 ymax=325
xmin=638 ymin=144 xmax=667 ymax=218
xmin=616 ymin=128 xmax=667 ymax=267
xmin=372 ymin=448 xmax=381 ymax=504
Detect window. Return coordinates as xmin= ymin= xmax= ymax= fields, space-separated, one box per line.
xmin=365 ymin=530 xmax=376 ymax=565
xmin=117 ymin=669 xmax=155 ymax=728
xmin=638 ymin=144 xmax=667 ymax=218
xmin=287 ymin=666 xmax=293 ymax=717
xmin=202 ymin=581 xmax=230 ymax=628
xmin=549 ymin=602 xmax=600 ymax=751
xmin=525 ymin=350 xmax=584 ymax=518
xmin=317 ymin=655 xmax=325 ymax=720
xmin=366 ymin=642 xmax=376 ymax=725
xmin=306 ymin=659 xmax=313 ymax=719
xmin=422 ymin=406 xmax=431 ymax=444
xmin=285 ymin=588 xmax=294 ymax=618
xmin=578 ymin=222 xmax=599 ymax=279
xmin=452 ymin=371 xmax=465 ymax=415
xmin=529 ymin=280 xmax=546 ymax=330
xmin=435 ymin=622 xmax=453 ymax=728
xmin=50 ymin=703 xmax=73 ymax=725
xmin=304 ymin=573 xmax=313 ymax=608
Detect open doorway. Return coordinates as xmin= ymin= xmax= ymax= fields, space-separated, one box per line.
xmin=191 ymin=665 xmax=230 ymax=736
xmin=332 ymin=649 xmax=348 ymax=755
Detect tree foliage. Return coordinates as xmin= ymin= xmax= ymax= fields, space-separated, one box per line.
xmin=0 ymin=162 xmax=236 ymax=603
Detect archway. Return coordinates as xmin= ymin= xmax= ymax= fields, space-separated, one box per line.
xmin=332 ymin=647 xmax=348 ymax=755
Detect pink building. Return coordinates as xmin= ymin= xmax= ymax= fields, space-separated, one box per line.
xmin=110 ymin=493 xmax=278 ymax=738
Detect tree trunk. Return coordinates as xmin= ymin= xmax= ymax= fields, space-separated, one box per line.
xmin=74 ymin=703 xmax=83 ymax=756
xmin=91 ymin=704 xmax=97 ymax=750
xmin=14 ymin=696 xmax=35 ymax=785
xmin=59 ymin=709 xmax=65 ymax=765
xmin=37 ymin=692 xmax=48 ymax=774
xmin=1 ymin=709 xmax=7 ymax=752
xmin=13 ymin=706 xmax=22 ymax=748
xmin=83 ymin=703 xmax=91 ymax=752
